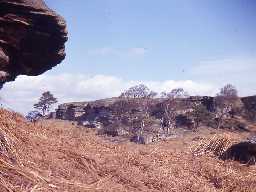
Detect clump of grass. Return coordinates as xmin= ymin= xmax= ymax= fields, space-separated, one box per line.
xmin=191 ymin=134 xmax=238 ymax=156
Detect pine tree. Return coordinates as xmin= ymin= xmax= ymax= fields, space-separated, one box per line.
xmin=34 ymin=91 xmax=57 ymax=116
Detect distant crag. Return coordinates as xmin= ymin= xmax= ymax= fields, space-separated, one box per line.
xmin=55 ymin=98 xmax=122 ymax=121
xmin=55 ymin=96 xmax=215 ymax=142
xmin=0 ymin=0 xmax=68 ymax=86
xmin=54 ymin=96 xmax=256 ymax=133
xmin=56 ymin=96 xmax=215 ymax=122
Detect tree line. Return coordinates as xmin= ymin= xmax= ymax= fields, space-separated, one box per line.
xmin=27 ymin=83 xmax=240 ymax=132
xmin=117 ymin=83 xmax=240 ymax=133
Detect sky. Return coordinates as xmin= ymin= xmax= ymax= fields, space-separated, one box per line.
xmin=1 ymin=0 xmax=256 ymax=114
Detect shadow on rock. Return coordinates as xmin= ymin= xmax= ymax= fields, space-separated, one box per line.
xmin=220 ymin=142 xmax=256 ymax=165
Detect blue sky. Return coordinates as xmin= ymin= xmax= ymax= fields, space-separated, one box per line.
xmin=1 ymin=0 xmax=256 ymax=113
xmin=45 ymin=0 xmax=256 ymax=80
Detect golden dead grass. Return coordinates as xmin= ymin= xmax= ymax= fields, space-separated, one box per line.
xmin=1 ymin=108 xmax=256 ymax=191
xmin=191 ymin=133 xmax=241 ymax=157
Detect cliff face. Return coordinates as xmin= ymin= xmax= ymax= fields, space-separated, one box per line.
xmin=0 ymin=0 xmax=67 ymax=87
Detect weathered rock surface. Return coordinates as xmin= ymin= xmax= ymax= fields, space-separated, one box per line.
xmin=0 ymin=0 xmax=67 ymax=86
xmin=56 ymin=97 xmax=215 ymax=122
xmin=54 ymin=96 xmax=215 ymax=140
xmin=55 ymin=96 xmax=256 ymax=133
xmin=221 ymin=141 xmax=256 ymax=165
xmin=241 ymin=96 xmax=256 ymax=122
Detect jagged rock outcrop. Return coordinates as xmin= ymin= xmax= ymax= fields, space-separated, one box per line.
xmin=0 ymin=0 xmax=67 ymax=87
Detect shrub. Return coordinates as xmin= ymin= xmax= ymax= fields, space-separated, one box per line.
xmin=26 ymin=111 xmax=42 ymax=123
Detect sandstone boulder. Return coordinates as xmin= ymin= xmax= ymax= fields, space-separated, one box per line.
xmin=221 ymin=141 xmax=256 ymax=165
xmin=0 ymin=0 xmax=68 ymax=87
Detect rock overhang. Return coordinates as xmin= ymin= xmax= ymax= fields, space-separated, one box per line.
xmin=0 ymin=0 xmax=68 ymax=87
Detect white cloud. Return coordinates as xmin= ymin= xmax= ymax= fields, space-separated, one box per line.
xmin=192 ymin=57 xmax=256 ymax=76
xmin=190 ymin=57 xmax=256 ymax=96
xmin=128 ymin=48 xmax=147 ymax=55
xmin=145 ymin=80 xmax=217 ymax=96
xmin=86 ymin=47 xmax=147 ymax=56
xmin=0 ymin=73 xmax=216 ymax=114
xmin=2 ymin=57 xmax=255 ymax=114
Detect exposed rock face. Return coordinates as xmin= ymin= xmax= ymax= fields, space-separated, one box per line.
xmin=221 ymin=141 xmax=256 ymax=165
xmin=55 ymin=97 xmax=215 ymax=136
xmin=55 ymin=96 xmax=256 ymax=144
xmin=56 ymin=102 xmax=90 ymax=121
xmin=55 ymin=96 xmax=256 ymax=131
xmin=0 ymin=0 xmax=68 ymax=86
xmin=56 ymin=97 xmax=215 ymax=122
xmin=56 ymin=98 xmax=123 ymax=121
xmin=241 ymin=96 xmax=256 ymax=122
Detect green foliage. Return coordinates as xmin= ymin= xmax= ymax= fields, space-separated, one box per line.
xmin=34 ymin=91 xmax=57 ymax=116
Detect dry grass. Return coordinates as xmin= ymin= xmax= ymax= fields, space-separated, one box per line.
xmin=191 ymin=133 xmax=240 ymax=157
xmin=1 ymin=108 xmax=256 ymax=191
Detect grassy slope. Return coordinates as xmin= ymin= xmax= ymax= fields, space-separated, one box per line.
xmin=0 ymin=108 xmax=256 ymax=192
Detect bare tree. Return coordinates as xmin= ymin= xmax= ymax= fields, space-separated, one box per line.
xmin=160 ymin=88 xmax=189 ymax=99
xmin=158 ymin=88 xmax=189 ymax=133
xmin=110 ymin=98 xmax=145 ymax=137
xmin=131 ymin=97 xmax=154 ymax=138
xmin=160 ymin=91 xmax=167 ymax=98
xmin=120 ymin=84 xmax=157 ymax=99
xmin=113 ymin=97 xmax=156 ymax=139
xmin=214 ymin=84 xmax=239 ymax=129
xmin=131 ymin=108 xmax=156 ymax=141
xmin=189 ymin=103 xmax=212 ymax=129
xmin=148 ymin=91 xmax=158 ymax=98
xmin=119 ymin=85 xmax=157 ymax=137
xmin=167 ymin=88 xmax=189 ymax=99
xmin=160 ymin=98 xmax=178 ymax=135
xmin=219 ymin=84 xmax=238 ymax=97
xmin=34 ymin=91 xmax=58 ymax=116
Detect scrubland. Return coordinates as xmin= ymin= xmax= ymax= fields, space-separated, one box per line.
xmin=0 ymin=108 xmax=256 ymax=192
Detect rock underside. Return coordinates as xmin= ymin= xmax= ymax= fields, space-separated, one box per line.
xmin=0 ymin=0 xmax=67 ymax=87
